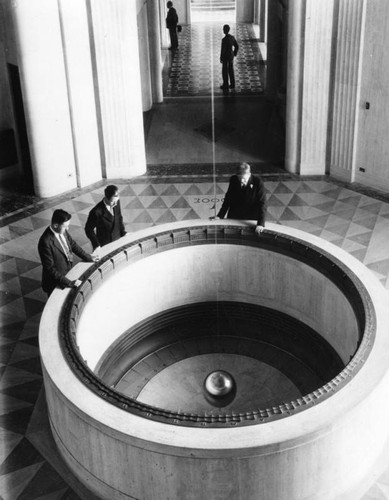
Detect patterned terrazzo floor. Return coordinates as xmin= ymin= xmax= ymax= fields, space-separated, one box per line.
xmin=1 ymin=174 xmax=389 ymax=498
xmin=164 ymin=23 xmax=264 ymax=96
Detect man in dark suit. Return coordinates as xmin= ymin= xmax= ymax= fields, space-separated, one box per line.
xmin=38 ymin=209 xmax=98 ymax=296
xmin=85 ymin=185 xmax=126 ymax=251
xmin=220 ymin=24 xmax=239 ymax=90
xmin=212 ymin=163 xmax=266 ymax=235
xmin=166 ymin=1 xmax=179 ymax=50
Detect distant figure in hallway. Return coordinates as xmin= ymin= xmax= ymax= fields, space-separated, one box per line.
xmin=211 ymin=163 xmax=266 ymax=235
xmin=220 ymin=24 xmax=239 ymax=90
xmin=85 ymin=185 xmax=126 ymax=251
xmin=166 ymin=1 xmax=179 ymax=50
xmin=38 ymin=209 xmax=98 ymax=296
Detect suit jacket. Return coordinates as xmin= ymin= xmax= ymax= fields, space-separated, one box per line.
xmin=85 ymin=199 xmax=126 ymax=250
xmin=220 ymin=34 xmax=239 ymax=61
xmin=217 ymin=174 xmax=266 ymax=226
xmin=38 ymin=227 xmax=93 ymax=294
xmin=166 ymin=7 xmax=178 ymax=29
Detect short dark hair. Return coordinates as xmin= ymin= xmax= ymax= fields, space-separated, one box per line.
xmin=223 ymin=25 xmax=230 ymax=33
xmin=167 ymin=1 xmax=173 ymax=7
xmin=51 ymin=209 xmax=71 ymax=226
xmin=104 ymin=185 xmax=119 ymax=199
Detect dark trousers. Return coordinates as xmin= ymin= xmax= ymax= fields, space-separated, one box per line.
xmin=222 ymin=58 xmax=235 ymax=88
xmin=169 ymin=28 xmax=178 ymax=49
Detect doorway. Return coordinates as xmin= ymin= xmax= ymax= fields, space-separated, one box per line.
xmin=7 ymin=63 xmax=34 ymax=194
xmin=190 ymin=0 xmax=236 ymax=23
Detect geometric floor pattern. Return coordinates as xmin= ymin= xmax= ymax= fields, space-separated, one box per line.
xmin=164 ymin=23 xmax=264 ymax=96
xmin=1 ymin=174 xmax=389 ymax=498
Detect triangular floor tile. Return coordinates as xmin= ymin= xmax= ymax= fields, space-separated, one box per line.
xmin=204 ymin=184 xmax=225 ymax=195
xmin=137 ymin=185 xmax=159 ymax=196
xmin=294 ymin=182 xmax=317 ymax=193
xmin=15 ymin=258 xmax=40 ymax=276
xmin=22 ymin=297 xmax=45 ymax=318
xmin=279 ymin=207 xmax=299 ymax=221
xmin=354 ymin=216 xmax=378 ymax=231
xmin=32 ymin=488 xmax=70 ymax=500
xmin=0 ymin=462 xmax=44 ymax=500
xmin=0 ymin=365 xmax=41 ymax=390
xmin=266 ymin=206 xmax=285 ymax=222
xmin=17 ymin=461 xmax=70 ymax=500
xmin=288 ymin=194 xmax=308 ymax=206
xmin=272 ymin=193 xmax=294 ymax=206
xmin=8 ymin=341 xmax=40 ymax=364
xmin=183 ymin=209 xmax=201 ymax=220
xmin=19 ymin=276 xmax=41 ymax=296
xmin=349 ymin=247 xmax=368 ymax=262
xmin=324 ymin=222 xmax=350 ymax=238
xmin=160 ymin=185 xmax=182 ymax=196
xmin=155 ymin=210 xmax=178 ymax=223
xmin=119 ymin=185 xmax=138 ymax=196
xmin=274 ymin=182 xmax=296 ymax=193
xmin=0 ymin=428 xmax=23 ymax=464
xmin=366 ymin=259 xmax=389 ymax=277
xmin=170 ymin=197 xmax=192 ymax=209
xmin=146 ymin=197 xmax=169 ymax=209
xmin=0 ymin=437 xmax=43 ymax=475
xmin=0 ymin=394 xmax=32 ymax=416
xmin=348 ymin=231 xmax=372 ymax=247
xmin=362 ymin=482 xmax=387 ymax=500
xmin=124 ymin=198 xmax=145 ymax=209
xmin=0 ymin=290 xmax=21 ymax=307
xmin=132 ymin=211 xmax=154 ymax=224
xmin=267 ymin=195 xmax=285 ymax=207
xmin=8 ymin=225 xmax=32 ymax=240
xmin=182 ymin=185 xmax=202 ymax=195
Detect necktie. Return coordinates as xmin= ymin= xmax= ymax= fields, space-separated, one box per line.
xmin=60 ymin=234 xmax=73 ymax=263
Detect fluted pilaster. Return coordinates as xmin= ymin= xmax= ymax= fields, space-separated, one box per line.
xmin=137 ymin=3 xmax=152 ymax=112
xmin=58 ymin=0 xmax=102 ymax=187
xmin=299 ymin=0 xmax=334 ymax=175
xmin=11 ymin=0 xmax=77 ymax=197
xmin=89 ymin=0 xmax=146 ymax=178
xmin=285 ymin=0 xmax=304 ymax=173
xmin=147 ymin=0 xmax=163 ymax=103
xmin=330 ymin=0 xmax=365 ymax=182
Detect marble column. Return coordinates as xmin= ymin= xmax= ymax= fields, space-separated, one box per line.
xmin=89 ymin=0 xmax=146 ymax=179
xmin=160 ymin=1 xmax=169 ymax=49
xmin=265 ymin=0 xmax=280 ymax=96
xmin=57 ymin=0 xmax=102 ymax=188
xmin=147 ymin=0 xmax=163 ymax=104
xmin=137 ymin=3 xmax=153 ymax=112
xmin=299 ymin=0 xmax=335 ymax=175
xmin=11 ymin=0 xmax=77 ymax=197
xmin=329 ymin=0 xmax=365 ymax=182
xmin=259 ymin=0 xmax=267 ymax=42
xmin=285 ymin=0 xmax=304 ymax=173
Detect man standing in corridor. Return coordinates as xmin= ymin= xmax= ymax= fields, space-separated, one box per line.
xmin=166 ymin=1 xmax=179 ymax=50
xmin=220 ymin=24 xmax=239 ymax=91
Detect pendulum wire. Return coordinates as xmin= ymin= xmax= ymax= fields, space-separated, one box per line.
xmin=209 ymin=20 xmax=221 ymax=336
xmin=210 ymin=23 xmax=217 ymax=219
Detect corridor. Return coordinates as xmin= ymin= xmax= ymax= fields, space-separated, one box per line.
xmin=146 ymin=22 xmax=281 ymax=170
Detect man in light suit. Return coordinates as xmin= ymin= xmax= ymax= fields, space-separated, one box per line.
xmin=85 ymin=185 xmax=126 ymax=251
xmin=38 ymin=209 xmax=98 ymax=296
xmin=212 ymin=163 xmax=266 ymax=235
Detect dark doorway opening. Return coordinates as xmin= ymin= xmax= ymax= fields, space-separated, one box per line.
xmin=7 ymin=63 xmax=34 ymax=194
